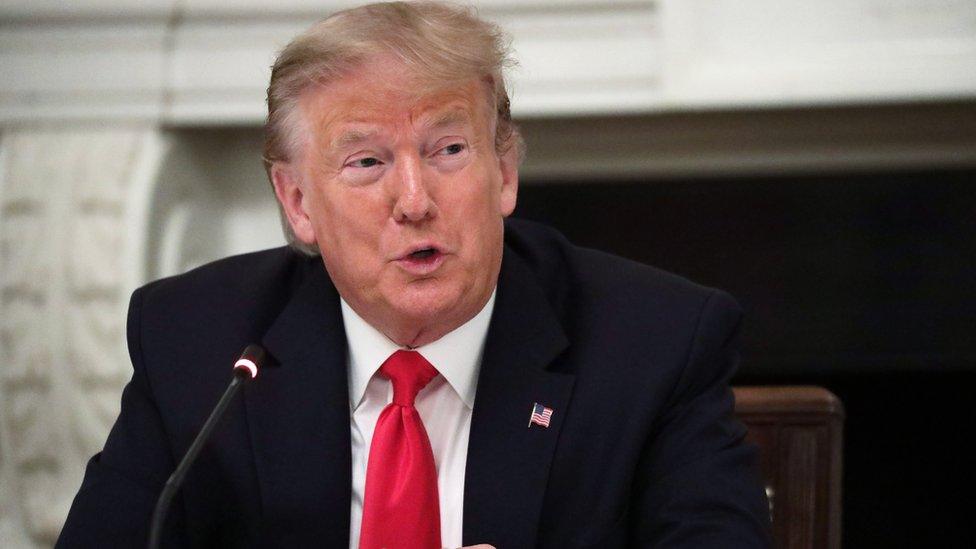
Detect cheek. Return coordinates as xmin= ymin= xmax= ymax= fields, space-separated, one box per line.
xmin=305 ymin=192 xmax=338 ymax=239
xmin=320 ymin=193 xmax=395 ymax=271
xmin=455 ymin=190 xmax=505 ymax=250
xmin=312 ymin=185 xmax=379 ymax=231
xmin=456 ymin=164 xmax=503 ymax=210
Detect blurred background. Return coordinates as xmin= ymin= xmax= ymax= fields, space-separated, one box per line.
xmin=1 ymin=1 xmax=974 ymax=547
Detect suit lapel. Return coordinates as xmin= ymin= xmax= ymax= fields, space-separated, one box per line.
xmin=243 ymin=260 xmax=352 ymax=546
xmin=463 ymin=247 xmax=574 ymax=547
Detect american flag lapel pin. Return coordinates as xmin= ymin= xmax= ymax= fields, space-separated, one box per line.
xmin=528 ymin=402 xmax=554 ymax=428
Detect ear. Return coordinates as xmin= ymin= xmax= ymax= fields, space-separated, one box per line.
xmin=270 ymin=163 xmax=317 ymax=245
xmin=497 ymin=142 xmax=519 ymax=217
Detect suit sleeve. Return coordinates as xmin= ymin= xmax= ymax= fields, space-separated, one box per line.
xmin=631 ymin=290 xmax=772 ymax=548
xmin=56 ymin=286 xmax=186 ymax=548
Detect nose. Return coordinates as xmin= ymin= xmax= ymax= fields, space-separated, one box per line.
xmin=391 ymin=155 xmax=438 ymax=222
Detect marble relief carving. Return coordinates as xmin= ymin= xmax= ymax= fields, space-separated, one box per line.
xmin=0 ymin=129 xmax=154 ymax=547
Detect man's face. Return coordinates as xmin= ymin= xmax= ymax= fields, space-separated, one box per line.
xmin=272 ymin=58 xmax=518 ymax=346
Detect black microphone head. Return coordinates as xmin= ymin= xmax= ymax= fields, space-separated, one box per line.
xmin=233 ymin=344 xmax=266 ymax=379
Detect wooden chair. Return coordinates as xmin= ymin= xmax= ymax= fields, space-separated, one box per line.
xmin=733 ymin=386 xmax=844 ymax=549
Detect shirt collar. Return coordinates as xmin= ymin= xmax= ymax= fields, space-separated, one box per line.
xmin=342 ymin=290 xmax=496 ymax=412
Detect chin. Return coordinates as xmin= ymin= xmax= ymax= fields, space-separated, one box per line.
xmin=392 ymin=287 xmax=459 ymax=319
xmin=388 ymin=279 xmax=476 ymax=323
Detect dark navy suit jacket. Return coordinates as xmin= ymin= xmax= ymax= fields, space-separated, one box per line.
xmin=58 ymin=219 xmax=771 ymax=547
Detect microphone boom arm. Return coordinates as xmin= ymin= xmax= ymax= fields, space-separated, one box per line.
xmin=147 ymin=345 xmax=264 ymax=549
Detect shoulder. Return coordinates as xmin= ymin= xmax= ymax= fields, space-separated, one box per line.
xmin=137 ymin=247 xmax=307 ymax=304
xmin=503 ymin=217 xmax=741 ymax=392
xmin=134 ymin=247 xmax=315 ymax=322
xmin=128 ymin=247 xmax=316 ymax=364
xmin=503 ymin=217 xmax=741 ymax=328
xmin=124 ymin=247 xmax=324 ymax=420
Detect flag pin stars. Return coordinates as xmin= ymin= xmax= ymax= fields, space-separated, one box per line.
xmin=528 ymin=402 xmax=553 ymax=428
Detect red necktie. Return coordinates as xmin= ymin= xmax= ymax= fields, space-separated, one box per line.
xmin=359 ymin=350 xmax=441 ymax=549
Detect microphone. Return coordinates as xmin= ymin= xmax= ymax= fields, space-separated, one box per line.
xmin=147 ymin=344 xmax=266 ymax=549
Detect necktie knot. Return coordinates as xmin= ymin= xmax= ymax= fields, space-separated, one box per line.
xmin=380 ymin=350 xmax=438 ymax=407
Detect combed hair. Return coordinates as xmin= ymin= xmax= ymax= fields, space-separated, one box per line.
xmin=263 ymin=1 xmax=523 ymax=255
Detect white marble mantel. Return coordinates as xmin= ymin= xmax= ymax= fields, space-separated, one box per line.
xmin=2 ymin=0 xmax=975 ymax=123
xmin=1 ymin=1 xmax=975 ymax=547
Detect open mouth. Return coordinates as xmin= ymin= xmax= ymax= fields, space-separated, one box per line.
xmin=409 ymin=248 xmax=438 ymax=260
xmin=397 ymin=246 xmax=446 ymax=274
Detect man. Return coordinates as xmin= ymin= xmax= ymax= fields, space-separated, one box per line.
xmin=58 ymin=2 xmax=770 ymax=547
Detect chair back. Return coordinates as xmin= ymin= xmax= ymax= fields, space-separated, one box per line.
xmin=734 ymin=386 xmax=844 ymax=549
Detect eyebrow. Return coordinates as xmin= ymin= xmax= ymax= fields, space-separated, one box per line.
xmin=328 ymin=108 xmax=473 ymax=150
xmin=330 ymin=128 xmax=379 ymax=150
xmin=423 ymin=108 xmax=472 ymax=131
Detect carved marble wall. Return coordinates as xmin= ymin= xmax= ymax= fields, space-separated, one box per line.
xmin=0 ymin=128 xmax=162 ymax=547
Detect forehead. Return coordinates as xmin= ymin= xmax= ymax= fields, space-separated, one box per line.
xmin=299 ymin=61 xmax=492 ymax=145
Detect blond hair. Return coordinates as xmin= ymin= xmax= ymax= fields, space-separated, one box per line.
xmin=263 ymin=1 xmax=522 ymax=255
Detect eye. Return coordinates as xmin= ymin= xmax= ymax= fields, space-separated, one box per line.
xmin=348 ymin=157 xmax=381 ymax=169
xmin=439 ymin=143 xmax=466 ymax=156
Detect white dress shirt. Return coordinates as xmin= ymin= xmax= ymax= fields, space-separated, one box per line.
xmin=342 ymin=292 xmax=495 ymax=549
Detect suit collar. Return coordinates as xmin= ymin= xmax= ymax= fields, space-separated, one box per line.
xmin=463 ymin=244 xmax=575 ymax=547
xmin=342 ymin=290 xmax=496 ymax=411
xmin=243 ymin=258 xmax=352 ymax=546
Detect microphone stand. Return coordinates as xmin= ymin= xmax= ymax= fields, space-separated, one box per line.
xmin=147 ymin=345 xmax=263 ymax=549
